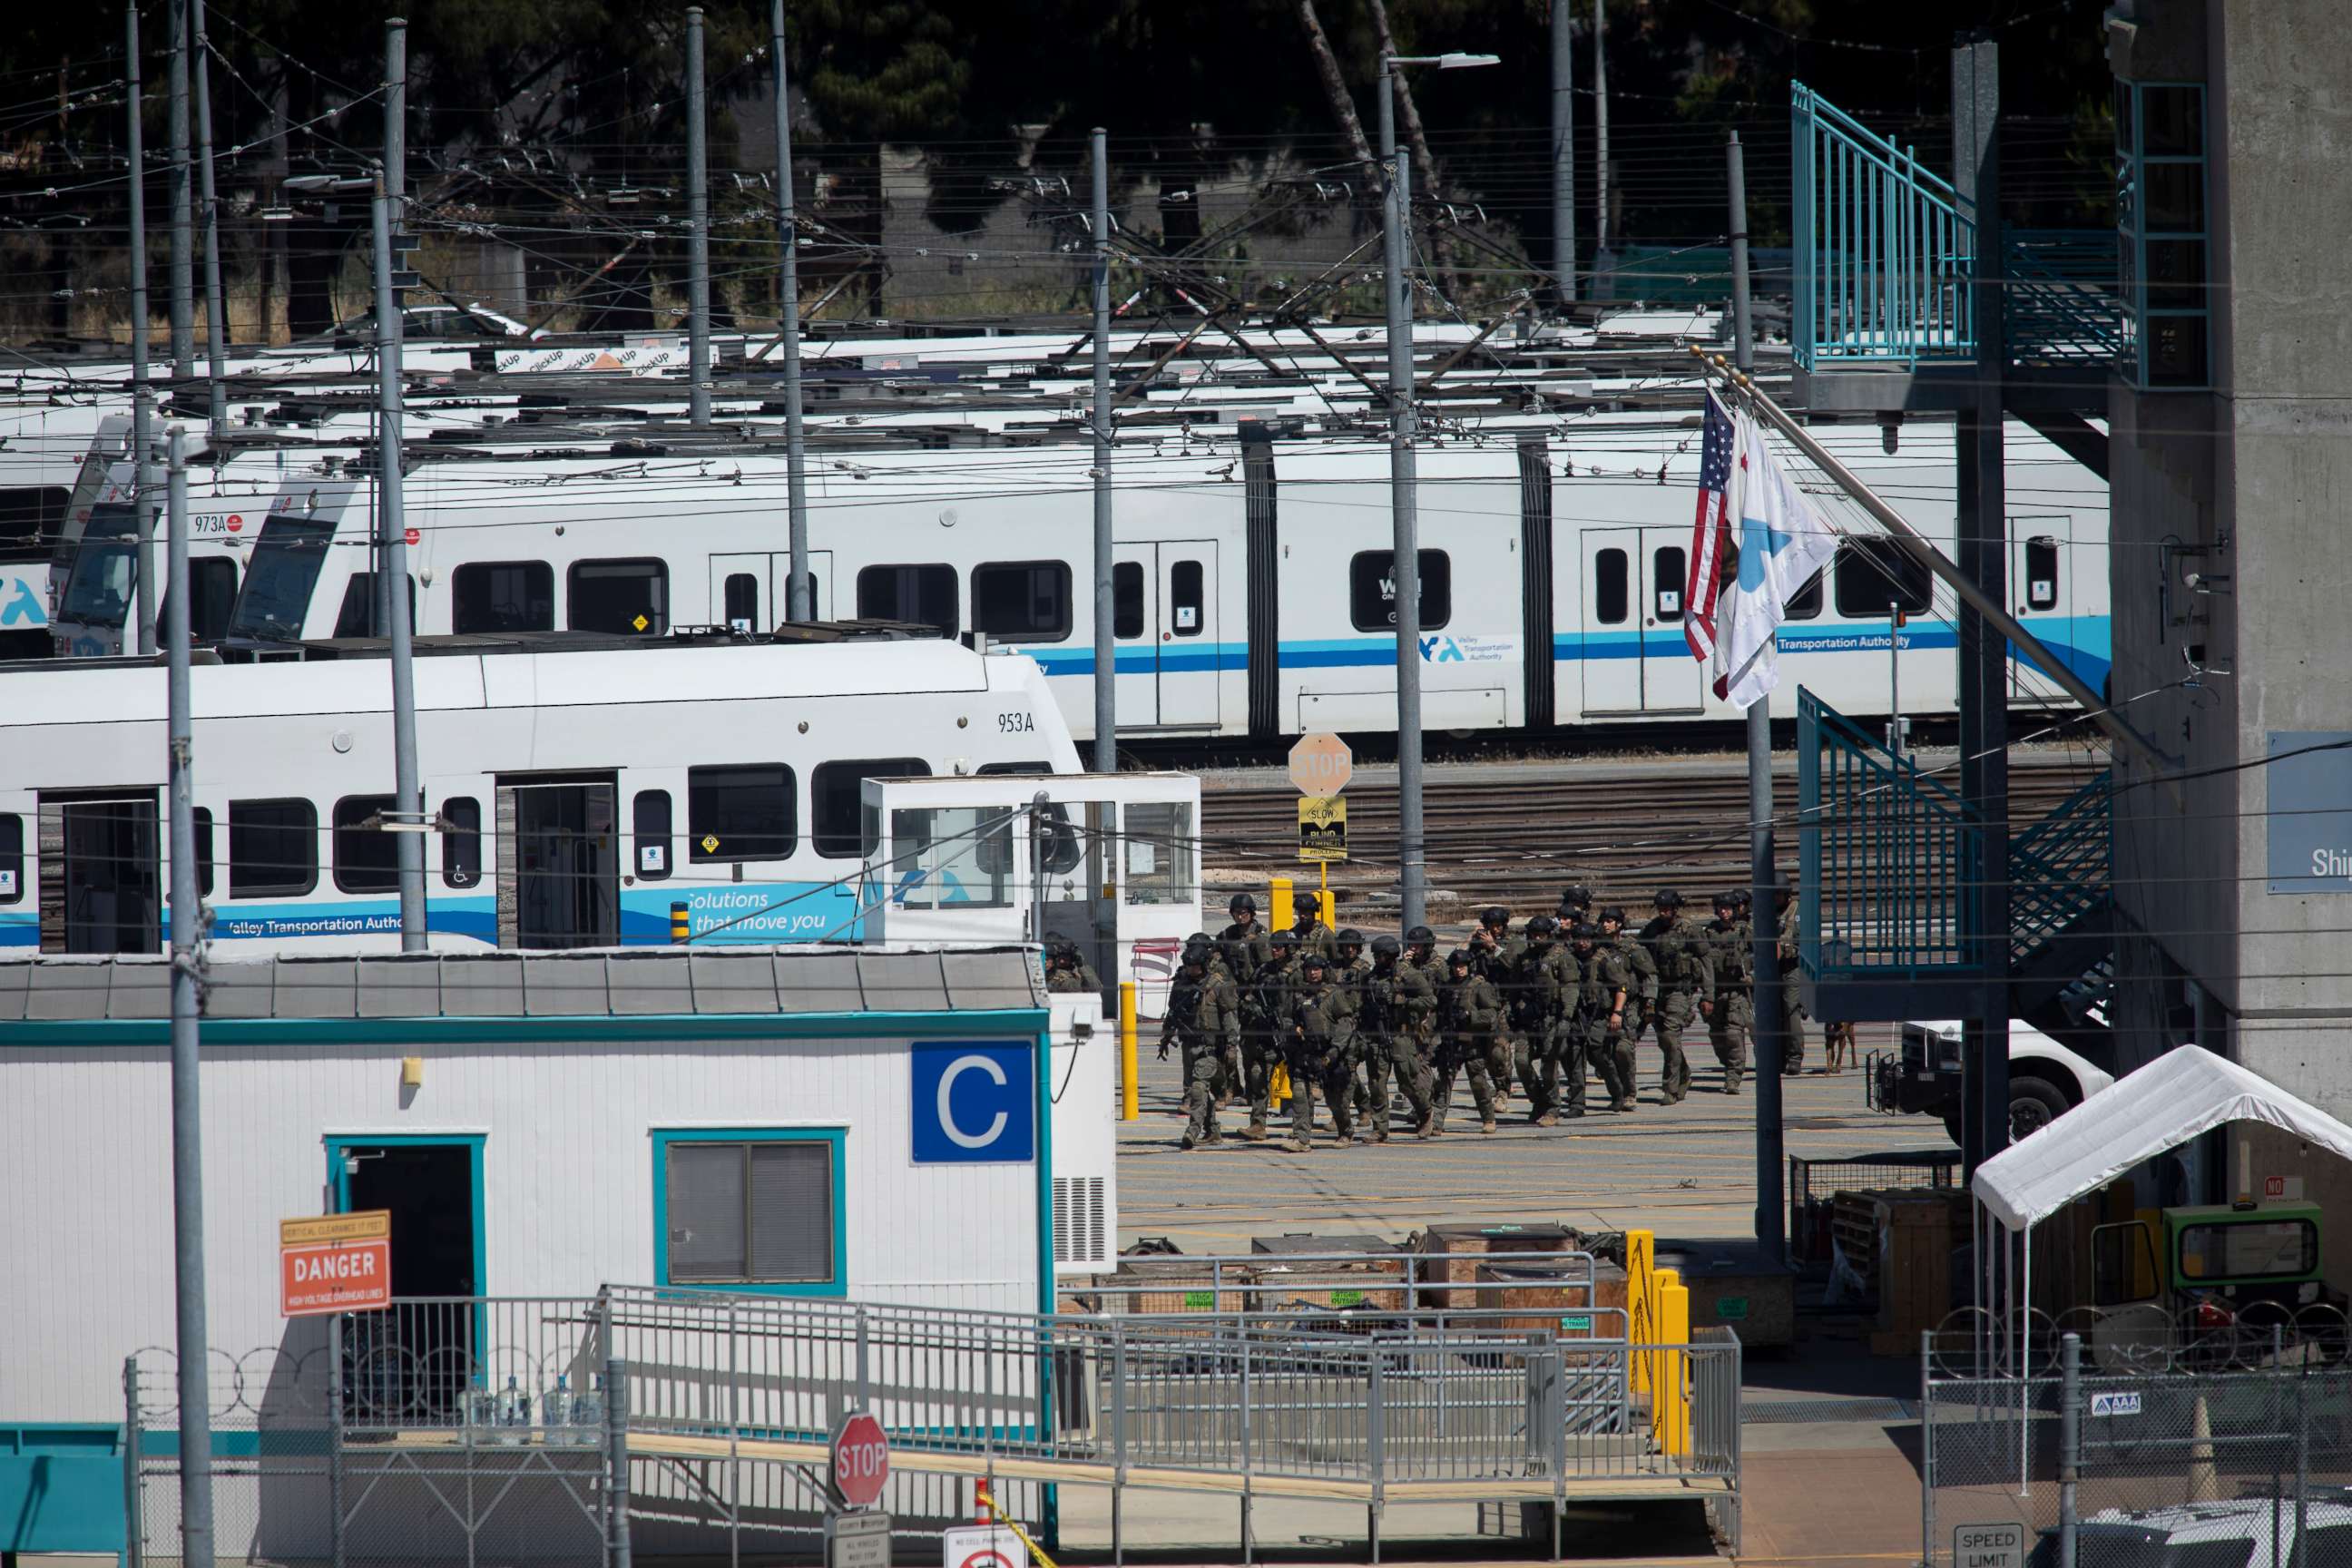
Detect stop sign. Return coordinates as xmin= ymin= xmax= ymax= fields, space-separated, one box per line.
xmin=829 ymin=1410 xmax=889 ymax=1509
xmin=1289 ymin=731 xmax=1352 ymax=799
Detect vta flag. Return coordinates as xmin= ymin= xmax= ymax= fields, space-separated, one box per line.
xmin=1682 ymin=392 xmax=1738 ymax=664
xmin=1710 ymin=406 xmax=1840 ymax=710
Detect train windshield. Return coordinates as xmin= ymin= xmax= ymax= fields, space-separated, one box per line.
xmin=227 ymin=514 xmax=336 ymax=641
xmin=57 ymin=503 xmax=140 ymax=626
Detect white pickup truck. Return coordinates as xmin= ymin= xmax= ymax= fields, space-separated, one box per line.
xmin=1869 ymin=1019 xmax=2114 ymax=1143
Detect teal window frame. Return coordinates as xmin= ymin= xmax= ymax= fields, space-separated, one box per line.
xmin=652 ymin=1125 xmax=848 ymax=1298
xmin=2116 ymin=79 xmax=2210 ymax=390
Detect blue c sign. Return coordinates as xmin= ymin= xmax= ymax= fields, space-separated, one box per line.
xmin=910 ymin=1041 xmax=1035 ymax=1164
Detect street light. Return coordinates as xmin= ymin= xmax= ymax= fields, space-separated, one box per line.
xmin=1377 ymin=47 xmax=1497 ymax=934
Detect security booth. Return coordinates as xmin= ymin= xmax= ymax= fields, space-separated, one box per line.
xmin=859 ymin=771 xmax=1202 ymax=1016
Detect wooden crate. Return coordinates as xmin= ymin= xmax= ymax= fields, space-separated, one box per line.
xmin=1655 ymin=1239 xmax=1795 ymax=1349
xmin=1472 ymin=1260 xmax=1595 ymax=1336
xmin=1413 ymin=1222 xmax=1582 ymax=1308
xmin=1246 ymin=1233 xmax=1407 ymax=1315
xmin=1872 ymin=1190 xmax=1968 ymax=1344
xmin=1108 ymin=1256 xmax=1252 ymax=1316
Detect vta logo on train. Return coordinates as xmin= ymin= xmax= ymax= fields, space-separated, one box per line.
xmin=0 ymin=576 xmax=43 ymax=627
xmin=1418 ymin=634 xmax=1511 ymax=664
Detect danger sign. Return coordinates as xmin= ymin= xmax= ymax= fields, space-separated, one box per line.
xmin=280 ymin=1210 xmax=392 ymax=1317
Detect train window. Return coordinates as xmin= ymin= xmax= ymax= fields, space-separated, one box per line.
xmin=192 ymin=808 xmax=213 ymax=897
xmin=1112 ymin=563 xmax=1144 ymax=638
xmin=330 ymin=573 xmax=417 ymax=640
xmin=977 ymin=760 xmax=1051 ymax=776
xmin=631 ymin=790 xmax=671 ymax=881
xmin=0 ymin=485 xmax=67 ymax=549
xmin=1592 ymin=549 xmax=1630 ymax=625
xmin=972 ymin=561 xmax=1072 ymax=642
xmin=58 ymin=504 xmax=141 ymax=629
xmin=157 ymin=558 xmax=241 ymax=642
xmin=227 ymin=797 xmax=318 ymax=898
xmin=1652 ymin=547 xmax=1687 ymax=622
xmin=442 ymin=797 xmax=482 ymax=888
xmin=1348 ymin=550 xmax=1452 ymax=632
xmin=453 ymin=561 xmax=554 ymax=633
xmin=570 ymin=558 xmax=669 ymax=634
xmin=1169 ymin=560 xmax=1205 ymax=638
xmin=1786 ymin=569 xmax=1825 ymax=621
xmin=812 ymin=759 xmax=929 ymax=859
xmin=331 ymin=796 xmax=401 ymax=895
xmin=689 ymin=765 xmax=797 ymax=862
xmin=2026 ymin=537 xmax=2061 ymax=611
xmin=53 ymin=798 xmax=161 ymax=953
xmin=0 ymin=813 xmax=20 ymax=904
xmin=227 ymin=515 xmax=336 ymax=641
xmin=856 ymin=564 xmax=957 ymax=638
xmin=1835 ymin=538 xmax=1933 ymax=617
xmin=723 ymin=573 xmax=760 ymax=631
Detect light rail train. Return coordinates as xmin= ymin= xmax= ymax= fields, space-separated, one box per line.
xmin=167 ymin=413 xmax=2111 ymax=741
xmin=0 ymin=628 xmax=1079 ymax=955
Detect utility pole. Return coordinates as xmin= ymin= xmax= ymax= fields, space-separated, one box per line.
xmin=769 ymin=0 xmax=811 ymax=620
xmin=1090 ymin=128 xmax=1115 ymax=775
xmin=1378 ymin=60 xmax=1427 ymax=933
xmin=1592 ymin=0 xmax=1611 ymax=298
xmin=377 ymin=18 xmax=406 ymax=637
xmin=685 ymin=7 xmax=712 ymax=429
xmin=371 ymin=174 xmax=427 ymax=951
xmin=162 ymin=423 xmax=215 ymax=1568
xmin=1730 ymin=132 xmax=1784 ymax=1266
xmin=1550 ymin=0 xmax=1575 ymax=309
xmin=191 ymin=0 xmax=227 ymax=440
xmin=127 ymin=0 xmax=158 ymax=657
xmin=168 ymin=0 xmax=192 ymax=379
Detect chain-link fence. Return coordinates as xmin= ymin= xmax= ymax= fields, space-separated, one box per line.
xmin=1924 ymin=1330 xmax=2352 ymax=1568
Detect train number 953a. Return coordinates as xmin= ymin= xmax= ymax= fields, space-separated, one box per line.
xmin=997 ymin=710 xmax=1035 ymax=733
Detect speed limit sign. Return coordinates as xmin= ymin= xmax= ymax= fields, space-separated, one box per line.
xmin=829 ymin=1410 xmax=890 ymax=1510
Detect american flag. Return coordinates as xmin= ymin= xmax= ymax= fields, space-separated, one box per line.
xmin=1684 ymin=391 xmax=1738 ymax=663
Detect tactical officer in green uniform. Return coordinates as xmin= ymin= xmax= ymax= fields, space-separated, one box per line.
xmin=1774 ymin=880 xmax=1806 ymax=1074
xmin=1238 ymin=927 xmax=1301 ymax=1140
xmin=1641 ymin=889 xmax=1712 ymax=1103
xmin=1161 ymin=942 xmax=1240 ymax=1148
xmin=1044 ymin=939 xmax=1100 ymax=993
xmin=1703 ymin=889 xmax=1754 ymax=1094
xmin=1434 ymin=949 xmax=1504 ymax=1134
xmin=1573 ymin=920 xmax=1636 ymax=1112
xmin=1290 ymin=892 xmax=1338 ymax=963
xmin=1219 ymin=894 xmax=1271 ymax=985
xmin=1361 ymin=934 xmax=1438 ymax=1140
xmin=1559 ymin=884 xmax=1595 ymax=929
xmin=1510 ymin=914 xmax=1578 ymax=1124
xmin=1285 ymin=950 xmax=1359 ymax=1151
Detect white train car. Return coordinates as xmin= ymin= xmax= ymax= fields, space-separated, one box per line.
xmin=0 ymin=628 xmax=1079 ymax=956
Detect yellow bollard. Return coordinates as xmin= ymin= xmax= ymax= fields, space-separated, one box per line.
xmin=1270 ymin=876 xmax=1295 ymax=931
xmin=1625 ymin=1230 xmax=1655 ymax=1394
xmin=1661 ymin=1274 xmax=1692 ymax=1458
xmin=1650 ymin=1267 xmax=1680 ymax=1440
xmin=1119 ymin=982 xmax=1139 ymax=1122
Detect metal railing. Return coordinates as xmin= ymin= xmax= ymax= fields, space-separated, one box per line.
xmin=1792 ymin=83 xmax=1977 ymax=370
xmin=2006 ymin=771 xmax=2113 ymax=972
xmin=2003 ymin=230 xmax=2127 ymax=370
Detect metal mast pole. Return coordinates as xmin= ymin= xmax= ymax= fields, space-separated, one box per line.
xmin=377 ymin=18 xmax=406 ymax=637
xmin=163 ymin=424 xmax=215 ymax=1568
xmin=191 ymin=0 xmax=227 ymax=440
xmin=1550 ymin=0 xmax=1575 ymax=309
xmin=685 ymin=7 xmax=712 ymax=428
xmin=1592 ymin=0 xmax=1610 ymax=292
xmin=127 ymin=0 xmax=158 ymax=656
xmin=167 ymin=0 xmax=192 ymax=379
xmin=1379 ymin=61 xmax=1426 ymax=934
xmin=372 ymin=176 xmax=426 ymax=951
xmin=1091 ymin=127 xmax=1116 ymax=774
xmin=770 ymin=0 xmax=811 ymax=620
xmin=1729 ymin=132 xmax=1783 ymax=1265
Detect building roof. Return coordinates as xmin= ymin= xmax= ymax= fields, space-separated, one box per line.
xmin=0 ymin=946 xmax=1044 ymax=1024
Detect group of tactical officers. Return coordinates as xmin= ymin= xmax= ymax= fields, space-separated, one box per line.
xmin=1072 ymin=878 xmax=1813 ymax=1152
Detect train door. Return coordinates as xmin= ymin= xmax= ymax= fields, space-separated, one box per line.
xmin=1111 ymin=542 xmax=1220 ymax=729
xmin=36 ymin=791 xmax=160 ymax=953
xmin=2011 ymin=518 xmax=2070 ymax=699
xmin=1038 ymin=799 xmax=1118 ymax=1001
xmin=1579 ymin=530 xmax=1643 ymax=714
xmin=1639 ymin=528 xmax=1705 ymax=713
xmin=496 ymin=776 xmax=618 ymax=949
xmin=710 ymin=552 xmax=833 ymax=631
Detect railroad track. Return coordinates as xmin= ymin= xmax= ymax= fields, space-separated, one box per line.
xmin=1200 ymin=753 xmax=2105 ymax=917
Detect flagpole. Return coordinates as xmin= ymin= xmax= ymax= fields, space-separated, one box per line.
xmin=1728 ymin=132 xmax=1786 ymax=1267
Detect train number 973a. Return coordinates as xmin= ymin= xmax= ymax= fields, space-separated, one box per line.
xmin=997 ymin=710 xmax=1035 ymax=733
